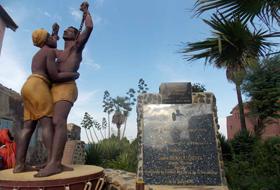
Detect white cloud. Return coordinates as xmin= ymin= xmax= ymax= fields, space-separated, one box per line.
xmin=94 ymin=0 xmax=105 ymax=8
xmin=76 ymin=90 xmax=98 ymax=106
xmin=83 ymin=58 xmax=101 ymax=70
xmin=53 ymin=14 xmax=62 ymax=22
xmin=69 ymin=6 xmax=103 ymax=25
xmin=3 ymin=5 xmax=29 ymax=26
xmin=70 ymin=8 xmax=82 ymax=21
xmin=44 ymin=11 xmax=51 ymax=18
xmin=0 ymin=36 xmax=28 ymax=93
xmin=93 ymin=15 xmax=103 ymax=25
xmin=82 ymin=48 xmax=101 ymax=71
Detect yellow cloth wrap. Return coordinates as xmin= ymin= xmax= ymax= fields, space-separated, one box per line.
xmin=21 ymin=74 xmax=53 ymax=121
xmin=51 ymin=81 xmax=78 ymax=104
xmin=32 ymin=29 xmax=48 ymax=48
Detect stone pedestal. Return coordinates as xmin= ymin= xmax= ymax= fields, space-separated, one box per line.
xmin=136 ymin=83 xmax=228 ymax=189
xmin=0 ymin=165 xmax=104 ymax=190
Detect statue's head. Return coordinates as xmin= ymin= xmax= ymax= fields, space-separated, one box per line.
xmin=32 ymin=29 xmax=48 ymax=48
xmin=63 ymin=26 xmax=79 ymax=41
xmin=45 ymin=34 xmax=57 ymax=48
xmin=32 ymin=29 xmax=57 ymax=48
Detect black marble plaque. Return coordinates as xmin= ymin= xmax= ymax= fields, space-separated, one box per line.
xmin=159 ymin=82 xmax=192 ymax=104
xmin=142 ymin=104 xmax=221 ymax=185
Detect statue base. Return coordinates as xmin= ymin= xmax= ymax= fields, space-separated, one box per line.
xmin=0 ymin=165 xmax=105 ymax=190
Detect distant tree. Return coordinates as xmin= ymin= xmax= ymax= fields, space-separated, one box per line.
xmin=102 ymin=117 xmax=107 ymax=138
xmin=93 ymin=120 xmax=104 ymax=139
xmin=242 ymin=55 xmax=280 ymax=136
xmin=122 ymin=88 xmax=136 ymax=138
xmin=137 ymin=78 xmax=149 ymax=94
xmin=112 ymin=109 xmax=126 ymax=139
xmin=102 ymin=91 xmax=115 ymax=138
xmin=192 ymin=83 xmax=207 ymax=92
xmin=81 ymin=112 xmax=92 ymax=143
xmin=104 ymin=78 xmax=149 ymax=139
xmin=81 ymin=112 xmax=99 ymax=143
xmin=121 ymin=78 xmax=149 ymax=138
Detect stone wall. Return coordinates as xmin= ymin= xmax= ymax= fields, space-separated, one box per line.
xmin=67 ymin=123 xmax=81 ymax=140
xmin=62 ymin=140 xmax=86 ymax=165
xmin=27 ymin=123 xmax=86 ymax=165
xmin=0 ymin=83 xmax=23 ymax=137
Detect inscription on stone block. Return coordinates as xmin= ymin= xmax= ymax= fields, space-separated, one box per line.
xmin=159 ymin=82 xmax=192 ymax=104
xmin=142 ymin=104 xmax=221 ymax=185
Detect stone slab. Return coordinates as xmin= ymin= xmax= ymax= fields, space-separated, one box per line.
xmin=142 ymin=104 xmax=222 ymax=185
xmin=159 ymin=83 xmax=192 ymax=104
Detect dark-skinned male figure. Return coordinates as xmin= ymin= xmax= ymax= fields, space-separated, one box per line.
xmin=13 ymin=26 xmax=79 ymax=173
xmin=35 ymin=2 xmax=93 ymax=177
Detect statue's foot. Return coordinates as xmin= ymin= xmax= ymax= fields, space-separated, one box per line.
xmin=62 ymin=164 xmax=73 ymax=171
xmin=34 ymin=163 xmax=47 ymax=170
xmin=34 ymin=163 xmax=72 ymax=171
xmin=13 ymin=164 xmax=37 ymax=173
xmin=34 ymin=165 xmax=63 ymax=177
xmin=13 ymin=164 xmax=25 ymax=173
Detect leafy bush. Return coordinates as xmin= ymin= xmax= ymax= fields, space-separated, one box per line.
xmin=218 ymin=132 xmax=233 ymax=162
xmin=85 ymin=136 xmax=137 ymax=172
xmin=230 ymin=130 xmax=258 ymax=160
xmin=223 ymin=132 xmax=280 ymax=190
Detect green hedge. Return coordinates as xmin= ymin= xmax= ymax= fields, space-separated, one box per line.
xmin=219 ymin=131 xmax=280 ymax=190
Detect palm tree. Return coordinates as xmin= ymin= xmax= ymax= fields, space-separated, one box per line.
xmin=194 ymin=0 xmax=280 ymax=26
xmin=112 ymin=109 xmax=125 ymax=140
xmin=182 ymin=14 xmax=279 ymax=130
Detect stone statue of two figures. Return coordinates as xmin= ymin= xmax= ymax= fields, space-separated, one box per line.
xmin=13 ymin=1 xmax=93 ymax=177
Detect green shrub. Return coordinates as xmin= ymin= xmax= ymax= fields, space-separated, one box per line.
xmin=218 ymin=132 xmax=233 ymax=162
xmin=224 ymin=133 xmax=280 ymax=190
xmin=86 ymin=143 xmax=103 ymax=165
xmin=230 ymin=130 xmax=257 ymax=159
xmin=85 ymin=136 xmax=138 ymax=172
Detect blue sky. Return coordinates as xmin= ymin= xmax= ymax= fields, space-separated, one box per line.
xmin=0 ymin=0 xmax=244 ymax=141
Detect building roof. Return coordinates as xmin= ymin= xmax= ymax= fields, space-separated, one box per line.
xmin=230 ymin=103 xmax=250 ymax=114
xmin=0 ymin=83 xmax=21 ymax=99
xmin=0 ymin=5 xmax=18 ymax=31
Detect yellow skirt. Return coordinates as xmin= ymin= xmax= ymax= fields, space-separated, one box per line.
xmin=21 ymin=74 xmax=53 ymax=121
xmin=51 ymin=81 xmax=78 ymax=104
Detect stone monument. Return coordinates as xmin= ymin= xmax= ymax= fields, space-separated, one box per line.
xmin=136 ymin=82 xmax=228 ymax=190
xmin=0 ymin=2 xmax=105 ymax=189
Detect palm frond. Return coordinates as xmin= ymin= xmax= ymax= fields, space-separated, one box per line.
xmin=182 ymin=14 xmax=279 ymax=71
xmin=194 ymin=0 xmax=280 ymax=26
